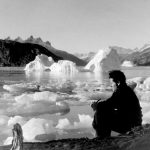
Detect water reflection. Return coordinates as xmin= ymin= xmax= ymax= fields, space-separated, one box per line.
xmin=25 ymin=70 xmax=110 ymax=85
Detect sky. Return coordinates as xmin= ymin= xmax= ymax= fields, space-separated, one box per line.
xmin=0 ymin=0 xmax=150 ymax=54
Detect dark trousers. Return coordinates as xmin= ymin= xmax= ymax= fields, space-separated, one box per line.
xmin=93 ymin=102 xmax=135 ymax=138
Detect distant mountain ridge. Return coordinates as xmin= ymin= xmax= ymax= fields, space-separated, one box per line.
xmin=23 ymin=36 xmax=86 ymax=66
xmin=0 ymin=39 xmax=62 ymax=66
xmin=2 ymin=35 xmax=150 ymax=66
xmin=74 ymin=52 xmax=96 ymax=63
xmin=0 ymin=36 xmax=86 ymax=66
xmin=110 ymin=45 xmax=150 ymax=66
xmin=125 ymin=46 xmax=150 ymax=66
xmin=75 ymin=45 xmax=150 ymax=66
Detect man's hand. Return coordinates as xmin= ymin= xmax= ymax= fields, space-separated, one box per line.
xmin=91 ymin=101 xmax=98 ymax=111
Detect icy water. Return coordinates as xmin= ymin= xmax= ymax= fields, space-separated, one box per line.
xmin=0 ymin=66 xmax=150 ymax=145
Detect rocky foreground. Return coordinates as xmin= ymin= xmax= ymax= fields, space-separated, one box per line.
xmin=1 ymin=124 xmax=150 ymax=150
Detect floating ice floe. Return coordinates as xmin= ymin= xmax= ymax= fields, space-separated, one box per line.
xmin=4 ymin=118 xmax=57 ymax=144
xmin=22 ymin=118 xmax=56 ymax=142
xmin=56 ymin=114 xmax=93 ymax=130
xmin=4 ymin=114 xmax=94 ymax=145
xmin=84 ymin=48 xmax=121 ymax=73
xmin=24 ymin=54 xmax=54 ymax=72
xmin=0 ymin=94 xmax=70 ymax=116
xmin=121 ymin=60 xmax=135 ymax=67
xmin=3 ymin=83 xmax=40 ymax=93
xmin=14 ymin=91 xmax=58 ymax=103
xmin=3 ymin=79 xmax=77 ymax=94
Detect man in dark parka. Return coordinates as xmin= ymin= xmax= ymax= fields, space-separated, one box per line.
xmin=92 ymin=70 xmax=142 ymax=138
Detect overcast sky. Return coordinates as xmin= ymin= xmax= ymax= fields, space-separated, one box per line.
xmin=0 ymin=0 xmax=150 ymax=53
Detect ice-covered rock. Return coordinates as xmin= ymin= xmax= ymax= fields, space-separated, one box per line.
xmin=84 ymin=49 xmax=121 ymax=73
xmin=24 ymin=54 xmax=54 ymax=72
xmin=50 ymin=60 xmax=78 ymax=74
xmin=121 ymin=60 xmax=135 ymax=67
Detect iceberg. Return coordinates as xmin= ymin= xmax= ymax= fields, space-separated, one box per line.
xmin=85 ymin=48 xmax=121 ymax=73
xmin=24 ymin=54 xmax=54 ymax=72
xmin=84 ymin=48 xmax=121 ymax=84
xmin=50 ymin=60 xmax=78 ymax=74
xmin=121 ymin=60 xmax=135 ymax=67
xmin=22 ymin=118 xmax=56 ymax=142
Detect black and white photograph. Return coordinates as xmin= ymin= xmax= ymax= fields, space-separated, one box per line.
xmin=0 ymin=0 xmax=150 ymax=149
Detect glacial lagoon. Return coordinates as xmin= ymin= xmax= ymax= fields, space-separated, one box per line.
xmin=0 ymin=66 xmax=150 ymax=145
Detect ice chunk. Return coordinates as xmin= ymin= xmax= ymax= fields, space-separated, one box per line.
xmin=22 ymin=118 xmax=56 ymax=142
xmin=3 ymin=118 xmax=56 ymax=142
xmin=127 ymin=77 xmax=145 ymax=85
xmin=85 ymin=48 xmax=121 ymax=73
xmin=50 ymin=60 xmax=78 ymax=74
xmin=74 ymin=114 xmax=93 ymax=128
xmin=143 ymin=77 xmax=150 ymax=90
xmin=8 ymin=116 xmax=27 ymax=127
xmin=121 ymin=61 xmax=135 ymax=67
xmin=15 ymin=91 xmax=58 ymax=103
xmin=140 ymin=91 xmax=150 ymax=102
xmin=0 ymin=98 xmax=70 ymax=117
xmin=56 ymin=118 xmax=71 ymax=129
xmin=3 ymin=83 xmax=40 ymax=93
xmin=24 ymin=54 xmax=54 ymax=72
xmin=56 ymin=114 xmax=93 ymax=130
xmin=141 ymin=102 xmax=150 ymax=124
xmin=4 ymin=137 xmax=13 ymax=145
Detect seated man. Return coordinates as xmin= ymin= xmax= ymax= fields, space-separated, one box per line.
xmin=92 ymin=70 xmax=142 ymax=138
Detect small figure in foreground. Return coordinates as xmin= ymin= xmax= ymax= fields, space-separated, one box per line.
xmin=10 ymin=123 xmax=23 ymax=150
xmin=92 ymin=70 xmax=142 ymax=139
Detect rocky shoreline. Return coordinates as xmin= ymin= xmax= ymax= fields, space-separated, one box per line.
xmin=1 ymin=124 xmax=150 ymax=150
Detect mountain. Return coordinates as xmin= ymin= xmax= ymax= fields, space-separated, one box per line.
xmin=0 ymin=36 xmax=86 ymax=66
xmin=0 ymin=39 xmax=62 ymax=67
xmin=109 ymin=46 xmax=136 ymax=62
xmin=138 ymin=43 xmax=150 ymax=52
xmin=14 ymin=36 xmax=24 ymax=43
xmin=74 ymin=52 xmax=96 ymax=63
xmin=24 ymin=36 xmax=86 ymax=66
xmin=126 ymin=46 xmax=150 ymax=66
xmin=108 ymin=45 xmax=150 ymax=66
xmin=75 ymin=46 xmax=135 ymax=64
xmin=109 ymin=46 xmax=134 ymax=54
